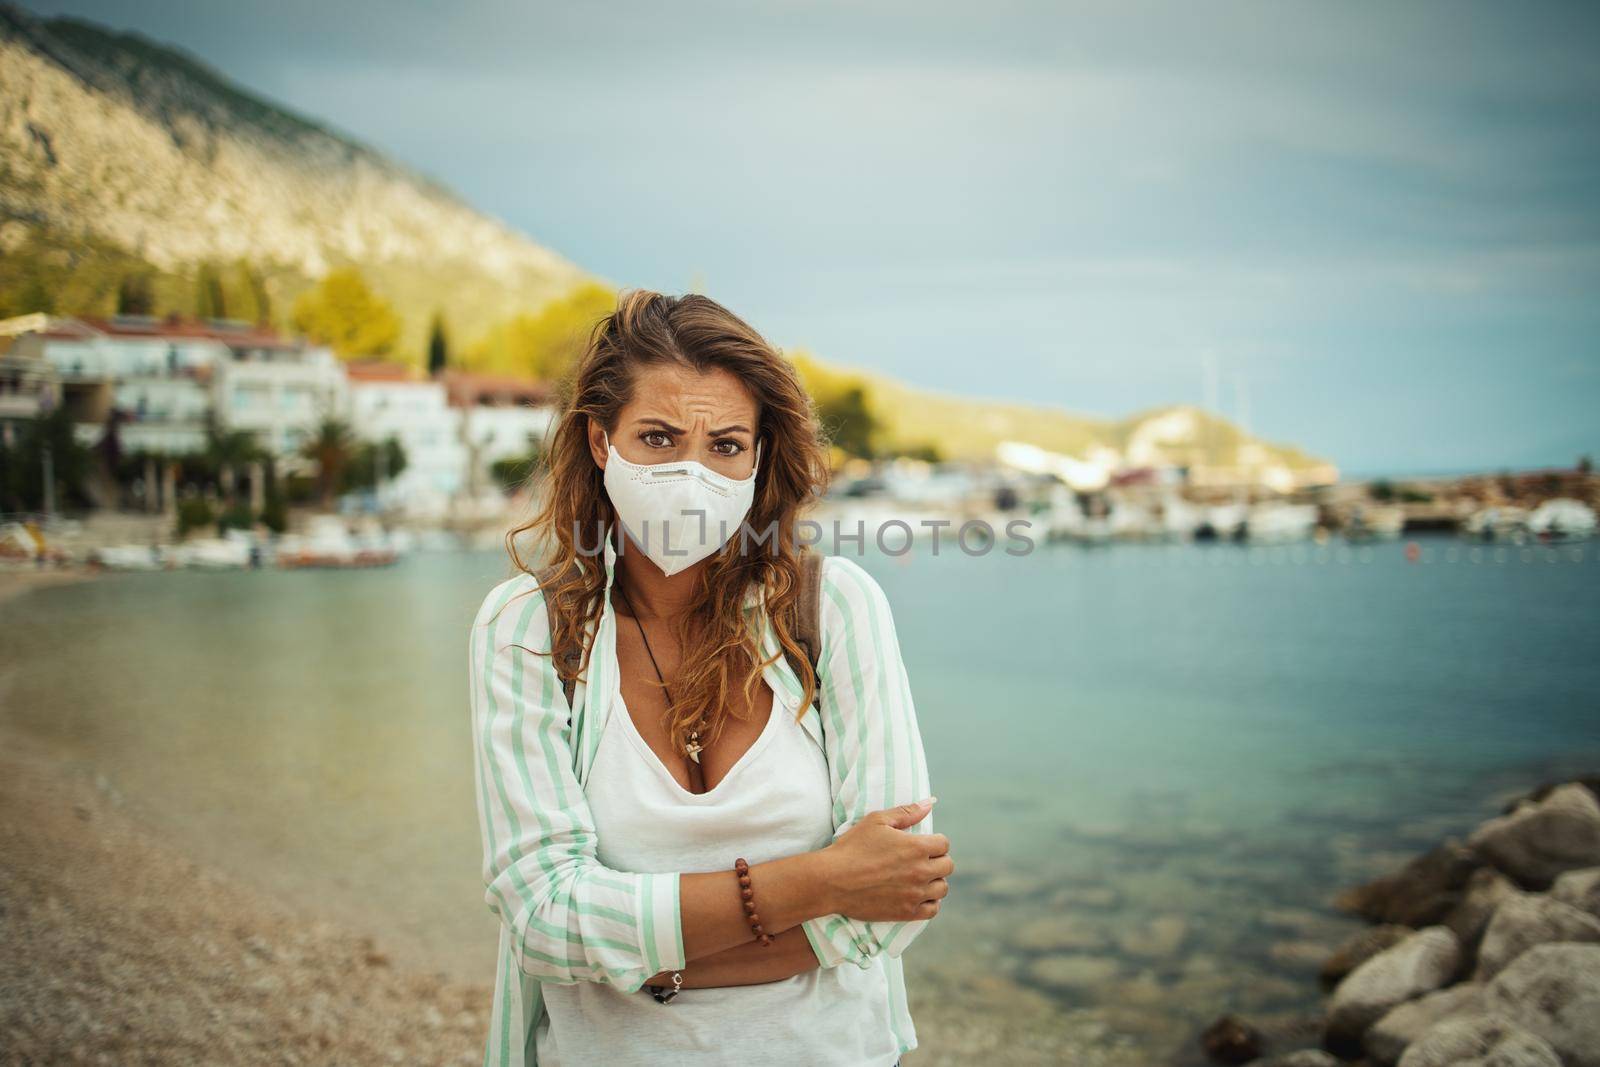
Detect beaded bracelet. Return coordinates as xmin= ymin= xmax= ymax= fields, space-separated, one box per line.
xmin=734 ymin=857 xmax=775 ymax=946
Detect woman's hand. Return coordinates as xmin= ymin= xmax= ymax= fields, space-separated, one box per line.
xmin=819 ymin=798 xmax=953 ymax=922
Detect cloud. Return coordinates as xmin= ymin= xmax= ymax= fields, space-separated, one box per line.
xmin=18 ymin=0 xmax=1600 ymax=471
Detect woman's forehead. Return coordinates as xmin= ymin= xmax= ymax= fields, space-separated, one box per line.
xmin=621 ymin=364 xmax=758 ymax=426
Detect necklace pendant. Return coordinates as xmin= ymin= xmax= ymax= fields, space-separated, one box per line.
xmin=685 ymin=737 xmax=703 ymax=764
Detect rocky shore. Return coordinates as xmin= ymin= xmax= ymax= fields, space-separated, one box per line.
xmin=0 ymin=726 xmax=490 ymax=1066
xmin=1199 ymin=777 xmax=1600 ymax=1067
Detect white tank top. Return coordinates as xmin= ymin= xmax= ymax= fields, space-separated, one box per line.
xmin=534 ymin=677 xmax=898 ymax=1066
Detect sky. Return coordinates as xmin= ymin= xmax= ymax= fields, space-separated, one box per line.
xmin=21 ymin=0 xmax=1600 ymax=475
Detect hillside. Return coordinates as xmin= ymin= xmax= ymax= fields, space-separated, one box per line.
xmin=799 ymin=352 xmax=1337 ymax=480
xmin=0 ymin=4 xmax=589 ymax=359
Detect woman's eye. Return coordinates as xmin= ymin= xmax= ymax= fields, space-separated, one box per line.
xmin=712 ymin=440 xmax=744 ymax=456
xmin=642 ymin=431 xmax=671 ymax=448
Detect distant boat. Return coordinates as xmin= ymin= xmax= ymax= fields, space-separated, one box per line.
xmin=1525 ymin=499 xmax=1597 ymax=543
xmin=275 ymin=516 xmax=400 ymax=568
xmin=1244 ymin=503 xmax=1319 ymax=544
xmin=1040 ymin=488 xmax=1114 ymax=545
xmin=1463 ymin=505 xmax=1530 ymax=543
xmin=1345 ymin=504 xmax=1405 ymax=542
xmin=1195 ymin=503 xmax=1248 ymax=543
xmin=170 ymin=535 xmax=254 ymax=570
xmin=92 ymin=543 xmax=165 ymax=570
xmin=1153 ymin=494 xmax=1204 ymax=541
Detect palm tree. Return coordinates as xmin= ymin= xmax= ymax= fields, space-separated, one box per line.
xmin=204 ymin=416 xmax=265 ymax=506
xmin=302 ymin=416 xmax=357 ymax=511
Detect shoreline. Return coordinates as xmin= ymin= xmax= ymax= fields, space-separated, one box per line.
xmin=0 ymin=565 xmax=101 ymax=607
xmin=0 ymin=722 xmax=490 ymax=1066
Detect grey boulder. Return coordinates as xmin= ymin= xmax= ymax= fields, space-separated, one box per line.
xmin=1467 ymin=783 xmax=1600 ymax=889
xmin=1445 ymin=867 xmax=1519 ymax=952
xmin=1364 ymin=982 xmax=1485 ymax=1066
xmin=1473 ymin=890 xmax=1600 ymax=980
xmin=1320 ymin=924 xmax=1414 ymax=989
xmin=1395 ymin=1015 xmax=1561 ymax=1067
xmin=1325 ymin=926 xmax=1462 ymax=1050
xmin=1550 ymin=865 xmax=1600 ymax=919
xmin=1483 ymin=942 xmax=1600 ymax=1067
xmin=1255 ymin=1053 xmax=1340 ymax=1067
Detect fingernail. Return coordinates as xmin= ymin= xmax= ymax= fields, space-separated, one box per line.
xmin=923 ymin=795 xmax=938 ymax=806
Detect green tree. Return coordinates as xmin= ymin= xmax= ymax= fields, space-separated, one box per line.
xmin=116 ymin=273 xmax=156 ymax=315
xmin=233 ymin=261 xmax=273 ymax=325
xmin=489 ymin=442 xmax=546 ymax=491
xmin=466 ymin=281 xmax=616 ymax=381
xmin=888 ymin=441 xmax=943 ymax=463
xmin=0 ymin=229 xmax=152 ymax=319
xmin=301 ymin=416 xmax=358 ymax=510
xmin=203 ymin=415 xmax=265 ymax=505
xmin=0 ymin=406 xmax=96 ymax=512
xmin=342 ymin=436 xmax=408 ymax=492
xmin=790 ymin=352 xmax=882 ymax=459
xmin=818 ymin=383 xmax=879 ymax=458
xmin=427 ymin=311 xmax=450 ymax=377
xmin=195 ymin=262 xmax=227 ymax=319
xmin=176 ymin=496 xmax=216 ymax=538
xmin=291 ymin=267 xmax=401 ymax=358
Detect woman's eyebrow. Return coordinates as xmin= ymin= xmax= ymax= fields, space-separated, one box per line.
xmin=637 ymin=417 xmax=687 ymax=433
xmin=636 ymin=417 xmax=751 ymax=436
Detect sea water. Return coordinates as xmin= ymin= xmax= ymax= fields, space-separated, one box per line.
xmin=3 ymin=536 xmax=1596 ymax=1062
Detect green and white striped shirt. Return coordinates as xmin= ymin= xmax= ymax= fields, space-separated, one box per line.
xmin=469 ymin=535 xmax=934 ymax=1065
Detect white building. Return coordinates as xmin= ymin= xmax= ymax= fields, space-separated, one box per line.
xmin=3 ymin=314 xmax=345 ymax=462
xmin=219 ymin=345 xmax=347 ymax=461
xmin=441 ymin=370 xmax=558 ymax=493
xmin=345 ymin=362 xmax=471 ymax=516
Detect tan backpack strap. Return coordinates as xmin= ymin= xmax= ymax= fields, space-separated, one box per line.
xmin=534 ymin=564 xmax=582 ymax=711
xmin=782 ymin=549 xmax=826 ymax=692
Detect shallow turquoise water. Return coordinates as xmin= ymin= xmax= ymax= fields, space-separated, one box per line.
xmin=4 ymin=536 xmax=1597 ymax=1061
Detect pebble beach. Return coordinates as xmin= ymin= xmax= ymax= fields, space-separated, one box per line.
xmin=0 ymin=725 xmax=489 ymax=1066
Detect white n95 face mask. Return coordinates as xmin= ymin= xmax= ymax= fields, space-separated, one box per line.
xmin=601 ymin=430 xmax=761 ymax=577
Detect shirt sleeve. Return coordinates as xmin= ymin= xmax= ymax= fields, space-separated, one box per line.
xmin=470 ymin=574 xmax=687 ymax=991
xmin=799 ymin=555 xmax=936 ymax=970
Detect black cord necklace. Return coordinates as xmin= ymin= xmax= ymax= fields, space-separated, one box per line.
xmin=613 ymin=580 xmax=710 ymax=788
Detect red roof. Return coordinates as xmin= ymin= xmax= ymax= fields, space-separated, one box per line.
xmin=439 ymin=369 xmax=554 ymax=407
xmin=79 ymin=315 xmax=299 ymax=348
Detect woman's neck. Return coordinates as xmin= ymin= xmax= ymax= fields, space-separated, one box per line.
xmin=612 ymin=534 xmax=703 ymax=620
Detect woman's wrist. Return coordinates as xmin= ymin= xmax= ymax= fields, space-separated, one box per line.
xmin=747 ymin=848 xmax=841 ymax=931
xmin=673 ymin=848 xmax=843 ymax=966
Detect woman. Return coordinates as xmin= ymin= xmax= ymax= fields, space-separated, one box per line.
xmin=469 ymin=289 xmax=953 ymax=1066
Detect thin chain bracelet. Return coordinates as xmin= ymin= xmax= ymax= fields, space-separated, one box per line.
xmin=734 ymin=857 xmax=775 ymax=946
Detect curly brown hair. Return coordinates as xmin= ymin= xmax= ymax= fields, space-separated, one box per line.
xmin=503 ymin=288 xmax=832 ymax=754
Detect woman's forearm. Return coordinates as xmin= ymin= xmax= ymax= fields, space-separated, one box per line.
xmin=644 ymin=926 xmax=817 ymax=989
xmin=673 ymin=848 xmax=839 ymax=964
